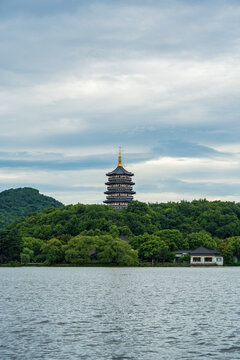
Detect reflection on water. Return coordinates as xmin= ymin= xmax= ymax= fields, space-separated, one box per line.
xmin=0 ymin=267 xmax=240 ymax=359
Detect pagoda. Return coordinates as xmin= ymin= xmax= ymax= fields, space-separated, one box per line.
xmin=104 ymin=149 xmax=135 ymax=210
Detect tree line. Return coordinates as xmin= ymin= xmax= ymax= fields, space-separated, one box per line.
xmin=1 ymin=200 xmax=240 ymax=265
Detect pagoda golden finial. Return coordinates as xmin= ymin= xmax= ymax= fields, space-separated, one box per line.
xmin=118 ymin=146 xmax=122 ymax=167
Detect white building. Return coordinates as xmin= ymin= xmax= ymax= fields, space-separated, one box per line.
xmin=175 ymin=246 xmax=223 ymax=266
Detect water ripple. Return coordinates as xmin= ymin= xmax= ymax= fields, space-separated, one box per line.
xmin=0 ymin=267 xmax=240 ymax=360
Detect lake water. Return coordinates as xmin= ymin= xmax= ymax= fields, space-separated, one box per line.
xmin=0 ymin=267 xmax=240 ymax=360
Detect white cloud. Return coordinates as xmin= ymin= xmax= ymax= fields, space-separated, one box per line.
xmin=207 ymin=143 xmax=240 ymax=154
xmin=132 ymin=155 xmax=239 ymax=182
xmin=0 ymin=173 xmax=21 ymax=180
xmin=45 ymin=190 xmax=104 ymax=205
xmin=136 ymin=191 xmax=240 ymax=203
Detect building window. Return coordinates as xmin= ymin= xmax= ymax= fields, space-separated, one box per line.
xmin=192 ymin=257 xmax=201 ymax=262
xmin=204 ymin=257 xmax=212 ymax=262
xmin=216 ymin=258 xmax=222 ymax=262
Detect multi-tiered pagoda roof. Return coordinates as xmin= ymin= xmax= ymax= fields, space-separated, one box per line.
xmin=103 ymin=150 xmax=135 ymax=210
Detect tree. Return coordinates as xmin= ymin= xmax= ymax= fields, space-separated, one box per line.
xmin=41 ymin=238 xmax=64 ymax=264
xmin=225 ymin=236 xmax=240 ymax=262
xmin=109 ymin=225 xmax=119 ymax=238
xmin=218 ymin=240 xmax=234 ymax=265
xmin=20 ymin=247 xmax=34 ymax=264
xmin=126 ymin=201 xmax=149 ymax=214
xmin=118 ymin=226 xmax=133 ymax=238
xmin=65 ymin=235 xmax=139 ymax=266
xmin=216 ymin=221 xmax=240 ymax=239
xmin=130 ymin=233 xmax=153 ymax=250
xmin=178 ymin=254 xmax=190 ymax=264
xmin=97 ymin=238 xmax=139 ymax=266
xmin=154 ymin=229 xmax=187 ymax=250
xmin=0 ymin=229 xmax=22 ymax=263
xmin=20 ymin=253 xmax=30 ymax=264
xmin=64 ymin=235 xmax=100 ymax=264
xmin=139 ymin=238 xmax=173 ymax=263
xmin=186 ymin=232 xmax=217 ymax=250
xmin=23 ymin=237 xmax=44 ymax=260
xmin=33 ymin=225 xmax=53 ymax=240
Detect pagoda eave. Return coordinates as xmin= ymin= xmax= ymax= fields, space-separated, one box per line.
xmin=106 ymin=166 xmax=134 ymax=177
xmin=104 ymin=190 xmax=136 ymax=195
xmin=103 ymin=199 xmax=133 ymax=204
xmin=106 ymin=173 xmax=134 ymax=177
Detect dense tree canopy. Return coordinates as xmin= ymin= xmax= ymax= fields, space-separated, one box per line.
xmin=1 ymin=199 xmax=240 ymax=265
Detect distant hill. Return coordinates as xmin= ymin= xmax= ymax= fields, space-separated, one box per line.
xmin=0 ymin=187 xmax=63 ymax=230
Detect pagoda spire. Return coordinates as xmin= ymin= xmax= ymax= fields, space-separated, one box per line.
xmin=118 ymin=146 xmax=122 ymax=167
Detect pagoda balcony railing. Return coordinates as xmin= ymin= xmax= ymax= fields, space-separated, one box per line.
xmin=105 ymin=184 xmax=135 ymax=187
xmin=107 ymin=175 xmax=132 ymax=179
xmin=106 ymin=190 xmax=134 ymax=193
xmin=105 ymin=188 xmax=134 ymax=191
xmin=107 ymin=185 xmax=133 ymax=188
xmin=105 ymin=180 xmax=135 ymax=185
xmin=106 ymin=196 xmax=134 ymax=201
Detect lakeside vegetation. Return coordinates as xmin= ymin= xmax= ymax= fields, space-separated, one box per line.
xmin=1 ymin=199 xmax=240 ymax=266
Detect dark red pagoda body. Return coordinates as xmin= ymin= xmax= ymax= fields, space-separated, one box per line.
xmin=104 ymin=150 xmax=135 ymax=210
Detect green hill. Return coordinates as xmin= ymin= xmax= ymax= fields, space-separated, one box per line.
xmin=0 ymin=187 xmax=63 ymax=230
xmin=11 ymin=199 xmax=240 ymax=241
xmin=1 ymin=200 xmax=240 ymax=265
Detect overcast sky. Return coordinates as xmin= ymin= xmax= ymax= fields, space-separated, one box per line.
xmin=1 ymin=0 xmax=240 ymax=204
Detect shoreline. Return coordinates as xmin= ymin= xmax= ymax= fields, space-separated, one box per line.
xmin=1 ymin=263 xmax=238 ymax=268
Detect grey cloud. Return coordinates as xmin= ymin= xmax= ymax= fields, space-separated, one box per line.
xmin=1 ymin=0 xmax=240 ymax=77
xmin=1 ymin=0 xmax=240 ymax=203
xmin=137 ymin=178 xmax=240 ymax=197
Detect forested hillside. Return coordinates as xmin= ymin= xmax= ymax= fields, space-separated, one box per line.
xmin=0 ymin=187 xmax=63 ymax=230
xmin=1 ymin=199 xmax=240 ymax=265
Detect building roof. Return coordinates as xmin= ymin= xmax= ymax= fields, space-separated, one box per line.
xmin=106 ymin=165 xmax=134 ymax=176
xmin=119 ymin=235 xmax=130 ymax=243
xmin=175 ymin=249 xmax=189 ymax=254
xmin=176 ymin=246 xmax=221 ymax=256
